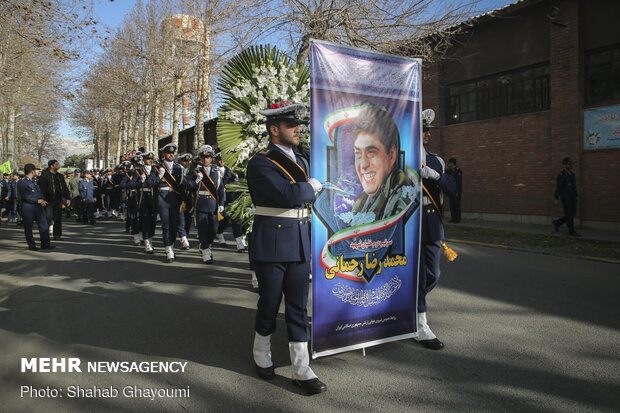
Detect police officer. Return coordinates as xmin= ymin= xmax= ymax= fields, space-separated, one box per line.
xmin=17 ymin=164 xmax=54 ymax=250
xmin=247 ymin=101 xmax=326 ymax=395
xmin=79 ymin=170 xmax=96 ymax=224
xmin=187 ymin=145 xmax=225 ymax=264
xmin=147 ymin=143 xmax=186 ymax=262
xmin=136 ymin=151 xmax=157 ymax=254
xmin=417 ymin=109 xmax=456 ymax=350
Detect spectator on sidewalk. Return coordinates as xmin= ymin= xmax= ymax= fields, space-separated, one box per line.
xmin=446 ymin=157 xmax=462 ymax=223
xmin=553 ymin=157 xmax=580 ymax=237
xmin=38 ymin=159 xmax=70 ymax=240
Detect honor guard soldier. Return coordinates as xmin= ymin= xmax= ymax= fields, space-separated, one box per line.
xmin=17 ymin=164 xmax=54 ymax=250
xmin=417 ymin=109 xmax=456 ymax=350
xmin=147 ymin=143 xmax=186 ymax=262
xmin=121 ymin=156 xmax=143 ymax=245
xmin=136 ymin=151 xmax=157 ymax=254
xmin=215 ymin=154 xmax=247 ymax=252
xmin=176 ymin=152 xmax=193 ymax=250
xmin=187 ymin=145 xmax=225 ymax=264
xmin=247 ymin=101 xmax=326 ymax=395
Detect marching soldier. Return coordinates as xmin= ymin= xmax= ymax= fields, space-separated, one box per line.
xmin=121 ymin=156 xmax=142 ymax=245
xmin=247 ymin=101 xmax=326 ymax=395
xmin=136 ymin=151 xmax=157 ymax=254
xmin=79 ymin=170 xmax=96 ymax=225
xmin=417 ymin=109 xmax=456 ymax=350
xmin=147 ymin=143 xmax=186 ymax=263
xmin=187 ymin=145 xmax=225 ymax=264
xmin=176 ymin=152 xmax=193 ymax=250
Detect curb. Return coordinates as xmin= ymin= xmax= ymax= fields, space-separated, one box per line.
xmin=445 ymin=238 xmax=620 ymax=265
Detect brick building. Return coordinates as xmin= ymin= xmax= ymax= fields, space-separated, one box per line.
xmin=422 ymin=0 xmax=620 ymax=229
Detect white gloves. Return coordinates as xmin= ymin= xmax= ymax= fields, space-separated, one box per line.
xmin=158 ymin=168 xmax=165 ymax=179
xmin=195 ymin=172 xmax=203 ymax=183
xmin=308 ymin=178 xmax=322 ymax=192
xmin=218 ymin=205 xmax=225 ymax=213
xmin=421 ymin=166 xmax=440 ymax=181
xmin=141 ymin=174 xmax=147 ymax=183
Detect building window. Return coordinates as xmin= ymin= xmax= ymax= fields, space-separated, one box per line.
xmin=585 ymin=43 xmax=620 ymax=106
xmin=445 ymin=63 xmax=550 ymax=125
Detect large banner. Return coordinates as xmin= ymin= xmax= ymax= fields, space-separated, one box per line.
xmin=583 ymin=103 xmax=620 ymax=150
xmin=310 ymin=40 xmax=423 ymax=358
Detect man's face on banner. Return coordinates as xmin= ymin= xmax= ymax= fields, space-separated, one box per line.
xmin=354 ymin=131 xmax=396 ymax=198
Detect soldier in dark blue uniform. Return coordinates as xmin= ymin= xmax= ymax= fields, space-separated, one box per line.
xmin=17 ymin=164 xmax=54 ymax=250
xmin=553 ymin=157 xmax=580 ymax=236
xmin=417 ymin=109 xmax=456 ymax=350
xmin=79 ymin=170 xmax=96 ymax=224
xmin=247 ymin=102 xmax=326 ymax=395
xmin=147 ymin=143 xmax=186 ymax=262
xmin=176 ymin=153 xmax=193 ymax=250
xmin=121 ymin=156 xmax=142 ymax=245
xmin=136 ymin=151 xmax=157 ymax=254
xmin=9 ymin=171 xmax=21 ymax=223
xmin=187 ymin=145 xmax=225 ymax=264
xmin=215 ymin=154 xmax=247 ymax=251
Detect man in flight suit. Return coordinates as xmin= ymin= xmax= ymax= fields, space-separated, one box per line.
xmin=247 ymin=101 xmax=326 ymax=395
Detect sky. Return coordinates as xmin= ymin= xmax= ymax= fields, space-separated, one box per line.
xmin=58 ymin=0 xmax=517 ymax=140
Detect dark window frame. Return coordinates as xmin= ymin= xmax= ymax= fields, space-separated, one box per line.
xmin=585 ymin=43 xmax=620 ymax=107
xmin=445 ymin=62 xmax=550 ymax=125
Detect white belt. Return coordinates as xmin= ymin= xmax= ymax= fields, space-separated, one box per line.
xmin=197 ymin=190 xmax=212 ymax=197
xmin=159 ymin=186 xmax=171 ymax=191
xmin=255 ymin=206 xmax=308 ymax=219
xmin=141 ymin=188 xmax=152 ymax=192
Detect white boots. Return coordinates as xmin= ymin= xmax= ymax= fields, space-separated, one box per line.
xmin=200 ymin=247 xmax=213 ymax=264
xmin=144 ymin=238 xmax=154 ymax=254
xmin=133 ymin=234 xmax=141 ymax=246
xmin=165 ymin=245 xmax=175 ymax=263
xmin=180 ymin=236 xmax=190 ymax=250
xmin=251 ymin=271 xmax=258 ymax=289
xmin=253 ymin=332 xmax=273 ymax=369
xmin=414 ymin=312 xmax=444 ymax=350
xmin=217 ymin=233 xmax=226 ymax=246
xmin=289 ymin=342 xmax=317 ymax=381
xmin=235 ymin=236 xmax=247 ymax=252
xmin=253 ymin=332 xmax=275 ymax=380
xmin=415 ymin=312 xmax=436 ymax=340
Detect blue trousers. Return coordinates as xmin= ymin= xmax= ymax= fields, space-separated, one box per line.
xmin=22 ymin=203 xmax=50 ymax=248
xmin=254 ymin=260 xmax=310 ymax=342
xmin=158 ymin=191 xmax=180 ymax=247
xmin=196 ymin=211 xmax=218 ymax=249
xmin=418 ymin=241 xmax=441 ymax=313
xmin=139 ymin=194 xmax=156 ymax=240
xmin=82 ymin=200 xmax=95 ymax=223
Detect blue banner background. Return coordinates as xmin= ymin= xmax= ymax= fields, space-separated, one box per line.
xmin=310 ymin=40 xmax=422 ymax=358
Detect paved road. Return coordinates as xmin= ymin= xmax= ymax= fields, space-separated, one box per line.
xmin=1 ymin=219 xmax=619 ymax=412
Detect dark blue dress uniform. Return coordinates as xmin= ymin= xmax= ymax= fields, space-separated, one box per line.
xmin=247 ymin=142 xmax=315 ymax=342
xmin=146 ymin=161 xmax=186 ymax=248
xmin=120 ymin=170 xmax=141 ymax=237
xmin=136 ymin=165 xmax=157 ymax=243
xmin=419 ymin=150 xmax=456 ymax=314
xmin=17 ymin=176 xmax=51 ymax=248
xmin=79 ymin=178 xmax=96 ymax=224
xmin=188 ymin=164 xmax=225 ymax=251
